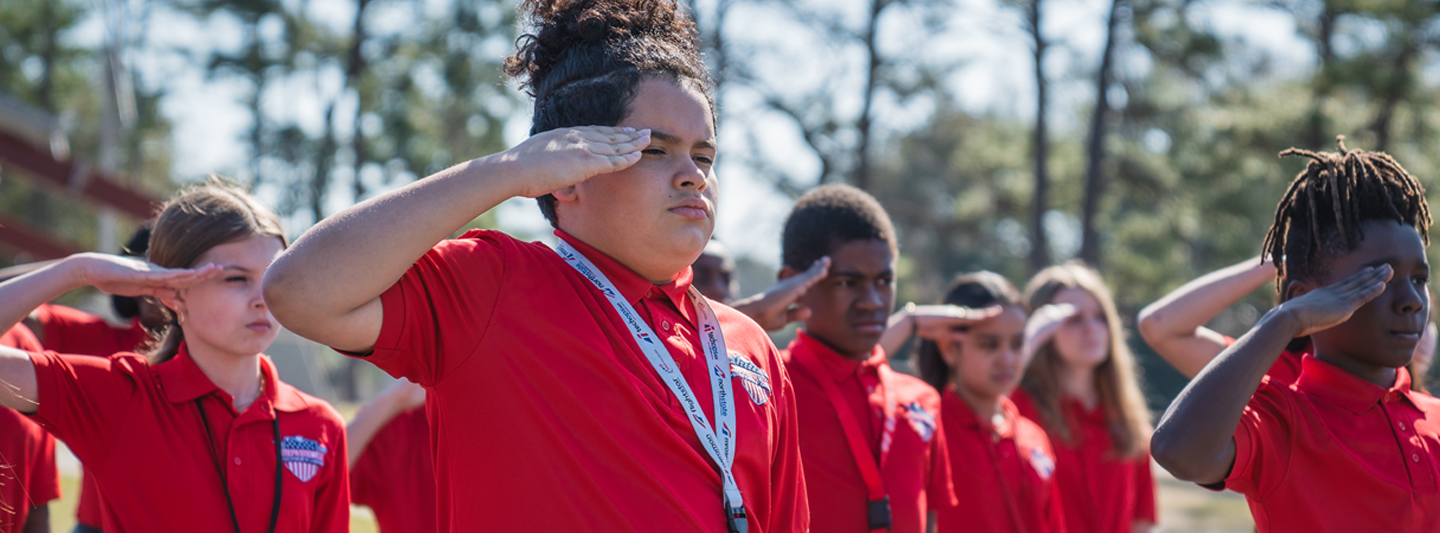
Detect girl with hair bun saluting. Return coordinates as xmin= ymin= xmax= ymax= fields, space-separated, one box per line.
xmin=0 ymin=180 xmax=350 ymax=533
xmin=263 ymin=1 xmax=809 ymax=532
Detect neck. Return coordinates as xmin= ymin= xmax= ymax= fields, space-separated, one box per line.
xmin=1057 ymin=362 xmax=1099 ymax=408
xmin=187 ymin=341 xmax=264 ymax=411
xmin=955 ymin=386 xmax=1000 ymax=423
xmin=805 ymin=329 xmax=874 ymax=361
xmin=560 ymin=226 xmax=692 ymax=285
xmin=1315 ymin=352 xmax=1400 ymax=388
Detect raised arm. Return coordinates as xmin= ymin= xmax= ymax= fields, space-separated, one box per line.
xmin=346 ymin=379 xmax=425 ymax=466
xmin=1137 ymin=256 xmax=1276 ymax=378
xmin=877 ymin=304 xmax=1003 ymax=357
xmin=263 ymin=127 xmax=650 ymax=353
xmin=1151 ymin=265 xmax=1390 ymax=484
xmin=0 ymin=254 xmax=216 ymax=412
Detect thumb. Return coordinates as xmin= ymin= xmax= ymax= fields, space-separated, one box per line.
xmin=785 ymin=306 xmax=813 ymax=325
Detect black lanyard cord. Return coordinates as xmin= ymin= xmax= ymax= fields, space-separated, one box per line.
xmin=196 ymin=397 xmax=283 ymax=533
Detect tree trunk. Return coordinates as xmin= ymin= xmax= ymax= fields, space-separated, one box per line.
xmin=350 ymin=0 xmax=372 ymax=202
xmin=854 ymin=0 xmax=885 ymax=191
xmin=1079 ymin=0 xmax=1123 ymax=266
xmin=1370 ymin=29 xmax=1417 ymax=152
xmin=1028 ymin=0 xmax=1050 ymax=273
xmin=1305 ymin=2 xmax=1339 ymax=150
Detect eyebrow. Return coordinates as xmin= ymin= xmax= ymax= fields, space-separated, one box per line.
xmin=830 ymin=269 xmax=895 ymax=278
xmin=221 ymin=265 xmax=256 ymax=273
xmin=650 ymin=130 xmax=717 ymax=151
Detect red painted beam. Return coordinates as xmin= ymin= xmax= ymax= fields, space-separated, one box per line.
xmin=0 ymin=129 xmax=162 ymax=220
xmin=0 ymin=212 xmax=84 ymax=260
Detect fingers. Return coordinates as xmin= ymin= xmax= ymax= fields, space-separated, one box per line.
xmin=785 ymin=306 xmax=812 ymax=324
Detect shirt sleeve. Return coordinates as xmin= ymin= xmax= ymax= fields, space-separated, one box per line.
xmin=312 ymin=414 xmax=353 ymax=533
xmin=28 ymin=350 xmax=140 ymax=463
xmin=765 ymin=349 xmax=810 ymax=533
xmin=27 ymin=422 xmax=61 ymax=506
xmin=926 ymin=396 xmax=958 ymax=510
xmin=1217 ymin=378 xmax=1295 ymax=498
xmin=1132 ymin=451 xmax=1157 ymax=524
xmin=355 ymin=230 xmax=512 ymax=386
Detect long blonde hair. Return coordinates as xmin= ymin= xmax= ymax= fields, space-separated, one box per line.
xmin=1020 ymin=261 xmax=1151 ymax=459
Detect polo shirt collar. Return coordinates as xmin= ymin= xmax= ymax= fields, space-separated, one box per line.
xmin=554 ymin=230 xmax=693 ymax=308
xmin=157 ymin=342 xmax=310 ymax=415
xmin=794 ymin=329 xmax=886 ymax=382
xmin=1296 ymin=355 xmax=1415 ymax=415
xmin=945 ymin=387 xmax=1017 ymax=438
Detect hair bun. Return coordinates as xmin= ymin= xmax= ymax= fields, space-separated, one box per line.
xmin=505 ymin=0 xmax=701 ymax=97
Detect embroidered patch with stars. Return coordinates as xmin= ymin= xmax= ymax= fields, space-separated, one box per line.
xmin=903 ymin=402 xmax=936 ymax=443
xmin=728 ymin=352 xmax=771 ymax=406
xmin=281 ymin=435 xmax=328 ymax=482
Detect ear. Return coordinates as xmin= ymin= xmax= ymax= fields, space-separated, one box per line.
xmin=778 ymin=265 xmax=799 ymax=281
xmin=938 ymin=339 xmax=962 ymax=368
xmin=158 ymin=290 xmax=186 ymax=318
xmin=1283 ymin=278 xmax=1314 ymax=302
xmin=553 ymin=185 xmax=580 ymax=204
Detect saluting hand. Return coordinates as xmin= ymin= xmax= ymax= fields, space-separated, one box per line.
xmin=909 ymin=304 xmax=1005 ymax=342
xmin=1022 ymin=303 xmax=1077 ymax=363
xmin=1279 ymin=265 xmax=1392 ymax=338
xmin=72 ymin=253 xmax=222 ymax=300
xmin=498 ymin=126 xmax=652 ymax=199
xmin=732 ymin=257 xmax=831 ymax=331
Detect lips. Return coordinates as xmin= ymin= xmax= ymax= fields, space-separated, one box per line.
xmin=669 ymin=197 xmax=713 ymax=220
xmin=851 ymin=319 xmax=887 ymax=334
xmin=247 ymin=320 xmax=273 ymax=333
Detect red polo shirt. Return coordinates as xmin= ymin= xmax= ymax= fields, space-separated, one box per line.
xmin=1012 ymin=389 xmax=1156 ymax=533
xmin=1218 ymin=356 xmax=1440 ymax=531
xmin=349 ymin=229 xmax=808 ymax=533
xmin=351 ymin=406 xmax=436 ymax=533
xmin=781 ymin=330 xmax=953 ymax=533
xmin=27 ymin=344 xmax=349 ymax=533
xmin=0 ymin=324 xmax=60 ymax=533
xmin=937 ymin=392 xmax=1065 ymax=533
xmin=31 ymin=303 xmax=151 ymax=528
xmin=1222 ymin=335 xmax=1305 ymax=385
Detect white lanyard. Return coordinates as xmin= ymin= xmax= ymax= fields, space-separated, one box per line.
xmin=554 ymin=241 xmax=748 ymax=532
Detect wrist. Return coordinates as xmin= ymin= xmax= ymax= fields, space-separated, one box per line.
xmin=480 ymin=150 xmax=538 ymax=199
xmin=1261 ymin=303 xmax=1307 ymax=339
xmin=59 ymin=253 xmax=102 ymax=291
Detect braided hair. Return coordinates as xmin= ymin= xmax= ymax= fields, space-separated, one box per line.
xmin=1262 ymin=136 xmax=1431 ymax=291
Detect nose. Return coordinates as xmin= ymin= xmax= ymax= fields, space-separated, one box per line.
xmin=854 ymin=282 xmax=885 ymax=311
xmin=674 ymin=157 xmax=708 ymax=192
xmin=1393 ymin=277 xmax=1426 ymax=315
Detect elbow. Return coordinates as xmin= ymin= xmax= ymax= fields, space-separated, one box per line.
xmin=1136 ymin=305 xmax=1166 ymax=346
xmin=1149 ymin=422 xmax=1204 ymax=482
xmin=261 ymin=259 xmax=304 ymax=323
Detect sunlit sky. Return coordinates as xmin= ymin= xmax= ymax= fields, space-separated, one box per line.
xmin=67 ymin=0 xmax=1312 ymax=270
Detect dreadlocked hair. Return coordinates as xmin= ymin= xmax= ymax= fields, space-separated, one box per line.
xmin=1263 ymin=135 xmax=1431 ymax=292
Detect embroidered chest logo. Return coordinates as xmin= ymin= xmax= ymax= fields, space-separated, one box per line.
xmin=728 ymin=352 xmax=771 ymax=406
xmin=1028 ymin=447 xmax=1055 ymax=480
xmin=281 ymin=435 xmax=328 ymax=482
xmin=903 ymin=402 xmax=936 ymax=443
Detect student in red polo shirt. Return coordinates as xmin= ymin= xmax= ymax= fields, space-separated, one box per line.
xmin=1012 ymin=263 xmax=1156 ymax=533
xmin=1153 ymin=139 xmax=1440 ymax=532
xmin=261 ymin=1 xmax=808 ymax=531
xmin=22 ymin=225 xmax=163 ymax=533
xmin=907 ymin=272 xmax=1066 ymax=532
xmin=772 ymin=184 xmax=954 ymax=533
xmin=0 ymin=181 xmax=349 ymax=533
xmin=0 ymin=323 xmax=60 ymax=533
xmin=347 ymin=379 xmax=433 ymax=533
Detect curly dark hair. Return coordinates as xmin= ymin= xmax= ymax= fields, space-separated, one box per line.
xmin=1263 ymin=136 xmax=1431 ymax=291
xmin=503 ymin=0 xmax=714 ymax=227
xmin=781 ymin=184 xmax=897 ymax=272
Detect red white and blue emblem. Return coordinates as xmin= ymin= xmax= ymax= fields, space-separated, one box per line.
xmin=728 ymin=352 xmax=771 ymax=406
xmin=281 ymin=435 xmax=328 ymax=483
xmin=903 ymin=402 xmax=936 ymax=443
xmin=1028 ymin=447 xmax=1055 ymax=480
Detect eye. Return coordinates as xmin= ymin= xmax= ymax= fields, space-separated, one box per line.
xmin=226 ymin=276 xmax=248 ymax=283
xmin=643 ymin=148 xmax=666 ymax=157
xmin=878 ymin=277 xmax=894 ymax=287
xmin=693 ymin=154 xmax=714 ymax=166
xmin=836 ymin=279 xmax=855 ymax=288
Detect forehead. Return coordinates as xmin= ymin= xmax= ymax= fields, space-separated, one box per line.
xmin=1052 ymin=287 xmax=1100 ymax=311
xmin=195 ymin=234 xmax=285 ymax=269
xmin=618 ymin=78 xmax=715 ymax=145
xmin=1329 ymin=220 xmax=1428 ymax=270
xmin=827 ymin=239 xmax=894 ymax=274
